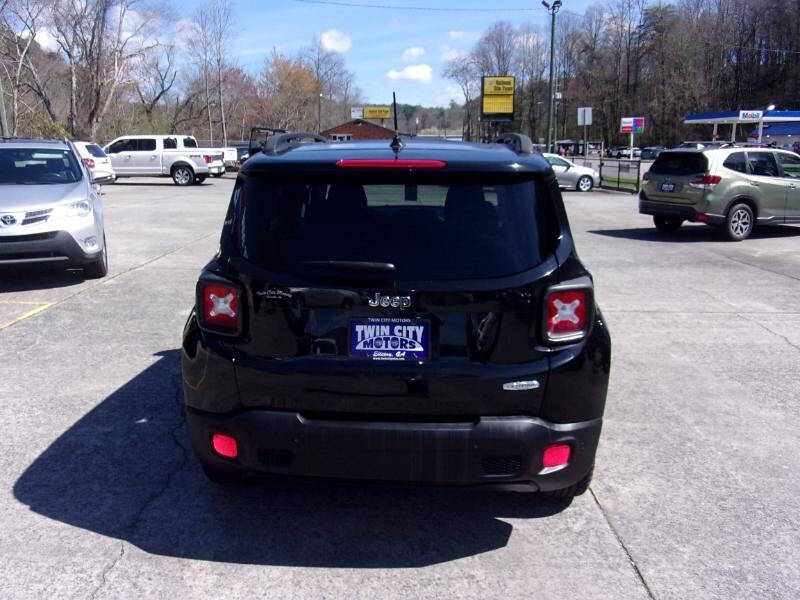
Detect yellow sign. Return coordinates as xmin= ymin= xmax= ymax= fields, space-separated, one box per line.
xmin=363 ymin=106 xmax=392 ymax=119
xmin=483 ymin=77 xmax=515 ymax=95
xmin=481 ymin=76 xmax=515 ymax=120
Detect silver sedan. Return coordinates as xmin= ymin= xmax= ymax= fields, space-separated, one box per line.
xmin=543 ymin=153 xmax=600 ymax=192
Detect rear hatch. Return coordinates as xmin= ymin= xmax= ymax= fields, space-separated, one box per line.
xmin=644 ymin=151 xmax=709 ymax=204
xmin=223 ymin=172 xmax=564 ymax=418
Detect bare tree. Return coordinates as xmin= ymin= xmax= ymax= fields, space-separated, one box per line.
xmin=135 ymin=45 xmax=177 ymax=129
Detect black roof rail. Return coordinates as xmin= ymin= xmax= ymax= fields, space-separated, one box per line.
xmin=494 ymin=133 xmax=534 ymax=155
xmin=262 ymin=132 xmax=328 ymax=155
xmin=248 ymin=126 xmax=287 ymax=155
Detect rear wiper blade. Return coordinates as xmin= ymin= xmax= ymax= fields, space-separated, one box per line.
xmin=300 ymin=260 xmax=396 ymax=272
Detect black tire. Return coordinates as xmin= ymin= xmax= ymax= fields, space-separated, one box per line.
xmin=725 ymin=202 xmax=755 ymax=241
xmin=577 ymin=175 xmax=593 ymax=192
xmin=212 ymin=173 xmax=223 ymax=178
xmin=172 ymin=165 xmax=195 ymax=186
xmin=653 ymin=214 xmax=683 ymax=233
xmin=545 ymin=466 xmax=593 ymax=499
xmin=83 ymin=235 xmax=108 ymax=279
xmin=201 ymin=463 xmax=241 ymax=485
xmin=195 ymin=175 xmax=206 ymax=184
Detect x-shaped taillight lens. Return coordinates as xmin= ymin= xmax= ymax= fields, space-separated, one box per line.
xmin=201 ymin=283 xmax=240 ymax=331
xmin=545 ymin=289 xmax=589 ymax=342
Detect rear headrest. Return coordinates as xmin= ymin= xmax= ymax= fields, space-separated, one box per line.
xmin=306 ymin=184 xmax=368 ymax=224
xmin=444 ymin=186 xmax=498 ymax=231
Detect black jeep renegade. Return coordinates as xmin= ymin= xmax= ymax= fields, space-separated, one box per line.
xmin=181 ymin=132 xmax=611 ymax=497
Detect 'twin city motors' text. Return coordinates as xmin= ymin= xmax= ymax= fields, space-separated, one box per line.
xmin=354 ymin=324 xmax=424 ymax=351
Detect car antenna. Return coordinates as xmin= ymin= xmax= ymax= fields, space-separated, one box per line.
xmin=390 ymin=91 xmax=404 ymax=154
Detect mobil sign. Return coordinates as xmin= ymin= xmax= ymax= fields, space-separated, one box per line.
xmin=620 ymin=117 xmax=645 ymax=134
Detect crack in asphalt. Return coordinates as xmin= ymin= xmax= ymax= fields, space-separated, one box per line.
xmin=123 ymin=370 xmax=189 ymax=536
xmin=589 ymin=487 xmax=657 ymax=600
xmin=88 ymin=542 xmax=125 ymax=600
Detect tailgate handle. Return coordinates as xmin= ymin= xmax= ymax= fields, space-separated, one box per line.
xmin=750 ymin=182 xmax=759 ymax=187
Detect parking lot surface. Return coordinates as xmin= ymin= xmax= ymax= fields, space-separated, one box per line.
xmin=2 ymin=178 xmax=799 ymax=599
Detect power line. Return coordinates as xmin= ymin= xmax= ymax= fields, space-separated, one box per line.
xmin=293 ymin=0 xmax=542 ymax=12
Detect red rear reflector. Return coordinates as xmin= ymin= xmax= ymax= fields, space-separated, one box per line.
xmin=202 ymin=283 xmax=240 ymax=330
xmin=695 ymin=213 xmax=709 ymax=222
xmin=542 ymin=444 xmax=571 ymax=468
xmin=83 ymin=158 xmax=95 ymax=169
xmin=336 ymin=159 xmax=446 ymax=168
xmin=204 ymin=154 xmax=213 ymax=164
xmin=212 ymin=433 xmax=238 ymax=459
xmin=689 ymin=174 xmax=722 ymax=189
xmin=642 ymin=171 xmax=650 ymax=181
xmin=545 ymin=289 xmax=588 ymax=341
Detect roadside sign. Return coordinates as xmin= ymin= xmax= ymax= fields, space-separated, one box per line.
xmin=620 ymin=117 xmax=645 ymax=134
xmin=350 ymin=107 xmax=364 ymax=119
xmin=578 ymin=107 xmax=592 ymax=126
xmin=739 ymin=110 xmax=763 ymax=121
xmin=481 ymin=76 xmax=515 ymax=122
xmin=363 ymin=106 xmax=391 ymax=119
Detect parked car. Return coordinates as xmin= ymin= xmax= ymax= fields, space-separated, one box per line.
xmin=221 ymin=147 xmax=238 ymax=172
xmin=640 ymin=147 xmax=800 ymax=240
xmin=639 ymin=146 xmax=665 ymax=160
xmin=0 ymin=138 xmax=109 ymax=277
xmin=543 ymin=153 xmax=599 ymax=191
xmin=181 ymin=132 xmax=611 ymax=497
xmin=73 ymin=141 xmax=116 ymax=183
xmin=103 ymin=135 xmax=225 ymax=185
xmin=614 ymin=147 xmax=641 ymax=159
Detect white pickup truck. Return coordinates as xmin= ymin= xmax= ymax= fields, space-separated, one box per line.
xmin=103 ymin=135 xmax=226 ymax=185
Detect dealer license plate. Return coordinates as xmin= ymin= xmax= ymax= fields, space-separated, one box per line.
xmin=349 ymin=317 xmax=430 ymax=361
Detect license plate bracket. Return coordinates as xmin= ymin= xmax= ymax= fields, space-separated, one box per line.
xmin=349 ymin=317 xmax=430 ymax=361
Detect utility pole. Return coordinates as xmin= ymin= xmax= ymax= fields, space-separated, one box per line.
xmin=542 ymin=0 xmax=561 ymax=153
xmin=0 ymin=75 xmax=9 ymax=137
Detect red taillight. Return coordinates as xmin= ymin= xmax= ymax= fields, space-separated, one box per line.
xmin=212 ymin=433 xmax=238 ymax=459
xmin=642 ymin=171 xmax=650 ymax=181
xmin=542 ymin=444 xmax=571 ymax=468
xmin=689 ymin=174 xmax=722 ymax=189
xmin=201 ymin=282 xmax=240 ymax=331
xmin=204 ymin=154 xmax=212 ymax=164
xmin=545 ymin=288 xmax=589 ymax=342
xmin=336 ymin=159 xmax=447 ymax=168
xmin=83 ymin=157 xmax=95 ymax=169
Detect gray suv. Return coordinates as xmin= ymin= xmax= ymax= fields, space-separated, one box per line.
xmin=640 ymin=147 xmax=800 ymax=240
xmin=0 ymin=139 xmax=109 ymax=277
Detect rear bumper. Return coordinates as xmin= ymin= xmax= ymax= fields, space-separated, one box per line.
xmin=0 ymin=229 xmax=102 ymax=266
xmin=639 ymin=194 xmax=724 ymax=224
xmin=186 ymin=406 xmax=601 ymax=490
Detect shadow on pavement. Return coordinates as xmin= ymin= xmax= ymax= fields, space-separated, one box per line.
xmin=14 ymin=350 xmax=568 ymax=567
xmin=0 ymin=266 xmax=88 ymax=293
xmin=589 ymin=223 xmax=800 ymax=242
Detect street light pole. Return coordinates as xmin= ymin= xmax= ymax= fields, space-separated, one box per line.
xmin=543 ymin=0 xmax=561 ymax=153
xmin=318 ymin=92 xmax=323 ymax=133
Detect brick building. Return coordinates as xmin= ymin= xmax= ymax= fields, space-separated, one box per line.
xmin=322 ymin=119 xmax=396 ymax=141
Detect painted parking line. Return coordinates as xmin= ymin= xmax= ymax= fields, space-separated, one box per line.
xmin=0 ymin=301 xmax=54 ymax=331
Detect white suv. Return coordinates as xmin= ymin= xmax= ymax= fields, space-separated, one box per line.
xmin=0 ymin=139 xmax=108 ymax=278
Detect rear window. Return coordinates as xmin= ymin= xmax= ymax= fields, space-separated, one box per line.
xmin=234 ymin=178 xmax=558 ymax=280
xmin=650 ymin=152 xmax=708 ymax=175
xmin=85 ymin=144 xmax=106 ymax=158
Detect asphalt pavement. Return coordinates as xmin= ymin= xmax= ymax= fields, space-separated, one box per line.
xmin=1 ymin=178 xmax=799 ymax=599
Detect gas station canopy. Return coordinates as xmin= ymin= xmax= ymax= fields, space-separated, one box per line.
xmin=684 ymin=110 xmax=800 ymax=143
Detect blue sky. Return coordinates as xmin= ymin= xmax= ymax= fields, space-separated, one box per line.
xmin=182 ymin=0 xmax=596 ymax=107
